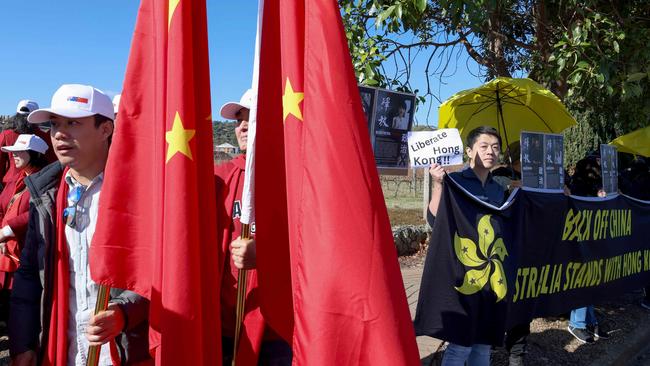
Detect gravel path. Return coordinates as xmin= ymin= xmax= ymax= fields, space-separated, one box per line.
xmin=490 ymin=291 xmax=650 ymax=365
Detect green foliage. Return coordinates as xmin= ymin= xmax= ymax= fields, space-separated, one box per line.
xmin=540 ymin=1 xmax=650 ymax=147
xmin=340 ymin=1 xmax=390 ymax=87
xmin=339 ymin=0 xmax=536 ymax=86
xmin=562 ymin=110 xmax=602 ymax=166
xmin=213 ymin=121 xmax=238 ymax=147
xmin=339 ymin=0 xmax=538 ymax=124
xmin=340 ymin=0 xmax=650 ymax=154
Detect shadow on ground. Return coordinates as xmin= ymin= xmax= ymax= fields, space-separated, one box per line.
xmin=418 ymin=292 xmax=650 ymax=366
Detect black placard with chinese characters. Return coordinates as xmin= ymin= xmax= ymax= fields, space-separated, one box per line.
xmin=521 ymin=132 xmax=564 ymax=190
xmin=357 ymin=86 xmax=416 ymax=170
xmin=600 ymin=144 xmax=618 ymax=195
xmin=358 ymin=85 xmax=376 ymax=139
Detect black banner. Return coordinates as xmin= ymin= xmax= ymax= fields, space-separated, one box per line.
xmin=414 ymin=176 xmax=650 ymax=346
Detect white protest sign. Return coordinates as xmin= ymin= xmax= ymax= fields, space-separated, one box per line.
xmin=407 ymin=129 xmax=464 ymax=167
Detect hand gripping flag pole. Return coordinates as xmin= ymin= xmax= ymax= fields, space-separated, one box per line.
xmin=233 ymin=1 xmax=262 ymax=364
xmin=86 ymin=285 xmax=111 ymax=366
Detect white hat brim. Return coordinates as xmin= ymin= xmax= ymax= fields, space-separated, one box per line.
xmin=219 ymin=102 xmax=249 ymax=120
xmin=0 ymin=146 xmax=29 ymax=152
xmin=28 ymin=107 xmax=96 ymax=124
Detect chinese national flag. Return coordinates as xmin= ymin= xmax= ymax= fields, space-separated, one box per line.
xmin=89 ymin=0 xmax=220 ymax=365
xmin=255 ymin=1 xmax=420 ymax=364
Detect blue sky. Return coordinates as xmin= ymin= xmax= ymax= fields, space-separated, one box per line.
xmin=0 ymin=1 xmax=486 ymax=126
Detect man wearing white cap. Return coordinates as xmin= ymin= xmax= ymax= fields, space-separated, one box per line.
xmin=215 ymin=89 xmax=292 ymax=365
xmin=9 ymin=84 xmax=150 ymax=366
xmin=0 ymin=100 xmax=41 ymax=187
xmin=112 ymin=94 xmax=121 ymax=121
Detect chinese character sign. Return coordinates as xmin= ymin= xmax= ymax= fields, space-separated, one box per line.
xmin=521 ymin=131 xmax=564 ymax=190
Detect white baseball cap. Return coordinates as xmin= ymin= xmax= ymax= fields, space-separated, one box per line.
xmin=27 ymin=84 xmax=115 ymax=124
xmin=219 ymin=89 xmax=255 ymax=120
xmin=1 ymin=134 xmax=49 ymax=154
xmin=112 ymin=94 xmax=122 ymax=114
xmin=16 ymin=100 xmax=39 ymax=115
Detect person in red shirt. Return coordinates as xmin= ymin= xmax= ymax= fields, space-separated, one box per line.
xmin=0 ymin=101 xmax=56 ymax=188
xmin=0 ymin=101 xmax=38 ymax=186
xmin=215 ymin=89 xmax=292 ymax=366
xmin=0 ymin=134 xmax=50 ymax=323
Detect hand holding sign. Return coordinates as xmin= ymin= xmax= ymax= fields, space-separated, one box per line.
xmin=429 ymin=163 xmax=446 ymax=184
xmin=408 ymin=129 xmax=464 ymax=168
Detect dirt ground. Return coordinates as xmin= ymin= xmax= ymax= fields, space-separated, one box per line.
xmin=388 ymin=207 xmax=426 ymax=226
xmin=491 ymin=291 xmax=650 ymax=366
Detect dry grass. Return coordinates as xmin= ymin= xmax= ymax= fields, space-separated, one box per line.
xmin=381 ymin=172 xmax=428 ymax=226
xmin=387 ymin=207 xmax=426 ymax=226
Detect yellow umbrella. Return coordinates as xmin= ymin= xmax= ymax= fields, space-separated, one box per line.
xmin=609 ymin=125 xmax=650 ymax=157
xmin=438 ymin=77 xmax=577 ymax=148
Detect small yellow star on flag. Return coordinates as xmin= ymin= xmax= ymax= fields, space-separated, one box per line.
xmin=282 ymin=78 xmax=304 ymax=122
xmin=165 ymin=111 xmax=195 ymax=163
xmin=168 ymin=0 xmax=180 ymax=30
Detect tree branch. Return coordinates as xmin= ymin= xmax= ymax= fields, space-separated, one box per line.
xmin=488 ymin=30 xmax=535 ymax=50
xmin=382 ymin=38 xmax=464 ymax=59
xmin=458 ymin=32 xmax=491 ymax=67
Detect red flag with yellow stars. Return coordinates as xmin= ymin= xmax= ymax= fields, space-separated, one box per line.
xmin=255 ymin=1 xmax=420 ymax=364
xmin=89 ymin=0 xmax=220 ymax=364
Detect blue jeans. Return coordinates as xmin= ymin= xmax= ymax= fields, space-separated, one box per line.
xmin=569 ymin=306 xmax=597 ymax=329
xmin=442 ymin=343 xmax=491 ymax=366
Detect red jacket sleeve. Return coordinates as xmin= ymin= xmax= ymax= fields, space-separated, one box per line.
xmin=0 ymin=178 xmax=14 ymax=223
xmin=5 ymin=190 xmax=31 ymax=240
xmin=0 ymin=132 xmax=8 ymax=181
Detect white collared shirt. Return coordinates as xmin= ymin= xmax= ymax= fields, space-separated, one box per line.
xmin=64 ymin=171 xmax=112 ymax=366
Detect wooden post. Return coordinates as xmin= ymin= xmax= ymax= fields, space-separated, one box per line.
xmin=86 ymin=285 xmax=111 ymax=366
xmin=422 ymin=169 xmax=431 ymax=220
xmin=232 ymin=223 xmax=252 ymax=366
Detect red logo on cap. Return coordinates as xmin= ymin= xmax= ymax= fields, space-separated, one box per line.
xmin=68 ymin=96 xmax=89 ymax=104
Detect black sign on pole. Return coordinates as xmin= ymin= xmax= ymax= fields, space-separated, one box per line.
xmin=373 ymin=89 xmax=416 ymax=171
xmin=521 ymin=131 xmax=564 ymax=190
xmin=357 ymin=85 xmax=417 ymax=175
xmin=358 ymin=86 xmax=377 ymax=145
xmin=544 ymin=134 xmax=564 ymax=189
xmin=359 ymin=85 xmax=415 ymax=175
xmin=600 ymin=144 xmax=618 ymax=195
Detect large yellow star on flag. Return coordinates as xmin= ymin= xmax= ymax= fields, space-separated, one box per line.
xmin=165 ymin=111 xmax=195 ymax=163
xmin=282 ymin=78 xmax=304 ymax=122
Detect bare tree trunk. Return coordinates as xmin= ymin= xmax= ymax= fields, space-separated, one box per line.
xmin=488 ymin=1 xmax=512 ymax=77
xmin=530 ymin=0 xmax=568 ymax=98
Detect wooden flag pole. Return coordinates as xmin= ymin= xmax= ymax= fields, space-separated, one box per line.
xmin=86 ymin=285 xmax=111 ymax=366
xmin=232 ymin=0 xmax=261 ymax=362
xmin=232 ymin=223 xmax=252 ymax=366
